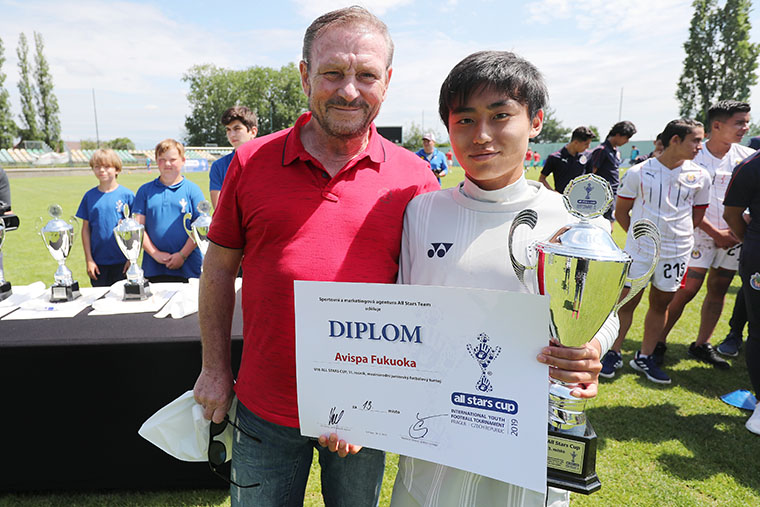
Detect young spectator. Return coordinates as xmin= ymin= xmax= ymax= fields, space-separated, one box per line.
xmin=539 ymin=126 xmax=594 ymax=193
xmin=76 ymin=149 xmax=135 ymax=287
xmin=630 ymin=145 xmax=640 ymax=162
xmin=524 ymin=147 xmax=533 ymax=170
xmin=391 ymin=50 xmax=617 ymax=507
xmin=133 ymin=139 xmax=204 ymax=283
xmin=209 ymin=106 xmax=258 ymax=208
xmin=723 ymin=149 xmax=760 ymax=434
xmin=601 ymin=119 xmax=710 ymax=384
xmin=532 ymin=150 xmax=541 ymax=167
xmin=416 ymin=132 xmax=448 ymax=184
xmin=657 ymin=101 xmax=753 ymax=368
xmin=588 ymin=120 xmax=637 ymax=221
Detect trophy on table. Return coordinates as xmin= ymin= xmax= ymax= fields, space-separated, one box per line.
xmin=0 ymin=217 xmax=11 ymax=301
xmin=183 ymin=200 xmax=212 ymax=261
xmin=38 ymin=204 xmax=81 ymax=302
xmin=114 ymin=204 xmax=151 ymax=301
xmin=508 ymin=174 xmax=660 ymax=494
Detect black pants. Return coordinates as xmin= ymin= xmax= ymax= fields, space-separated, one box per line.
xmin=90 ymin=263 xmax=127 ymax=287
xmin=739 ymin=247 xmax=760 ymax=397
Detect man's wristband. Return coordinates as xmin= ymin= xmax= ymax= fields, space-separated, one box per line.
xmin=180 ymin=252 xmax=187 ymax=261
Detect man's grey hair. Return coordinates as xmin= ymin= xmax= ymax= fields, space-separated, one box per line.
xmin=302 ymin=5 xmax=394 ymax=70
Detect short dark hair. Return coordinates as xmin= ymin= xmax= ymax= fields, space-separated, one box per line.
xmin=607 ymin=121 xmax=637 ymax=139
xmin=221 ymin=106 xmax=258 ymax=131
xmin=571 ymin=126 xmax=595 ymax=142
xmin=706 ymin=100 xmax=751 ymax=132
xmin=661 ymin=118 xmax=703 ymax=148
xmin=302 ymin=6 xmax=393 ymax=70
xmin=438 ymin=51 xmax=548 ymax=130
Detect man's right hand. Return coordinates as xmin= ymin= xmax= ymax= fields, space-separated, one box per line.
xmin=194 ymin=368 xmax=235 ymax=424
xmin=713 ymin=228 xmax=740 ymax=249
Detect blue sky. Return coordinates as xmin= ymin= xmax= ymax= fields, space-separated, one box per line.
xmin=1 ymin=0 xmax=759 ymax=149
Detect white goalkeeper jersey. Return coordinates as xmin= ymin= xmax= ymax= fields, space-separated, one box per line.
xmin=394 ymin=176 xmax=619 ymax=507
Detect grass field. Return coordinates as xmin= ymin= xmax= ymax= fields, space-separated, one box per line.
xmin=1 ymin=166 xmax=758 ymax=506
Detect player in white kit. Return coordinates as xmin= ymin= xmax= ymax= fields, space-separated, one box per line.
xmin=657 ymin=101 xmax=754 ymax=368
xmin=600 ymin=119 xmax=710 ymax=384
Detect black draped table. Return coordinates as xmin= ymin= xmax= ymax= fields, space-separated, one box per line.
xmin=0 ymin=289 xmax=244 ymax=492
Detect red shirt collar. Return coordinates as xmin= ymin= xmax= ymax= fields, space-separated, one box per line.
xmin=283 ymin=111 xmax=386 ymax=169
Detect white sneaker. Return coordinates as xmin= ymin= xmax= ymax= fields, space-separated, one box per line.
xmin=747 ymin=403 xmax=760 ymax=435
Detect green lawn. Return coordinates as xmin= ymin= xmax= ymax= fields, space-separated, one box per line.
xmin=1 ymin=167 xmax=758 ymax=506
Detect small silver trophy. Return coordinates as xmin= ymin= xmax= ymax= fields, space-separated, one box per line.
xmin=38 ymin=204 xmax=81 ymax=302
xmin=183 ymin=200 xmax=212 ymax=260
xmin=0 ymin=217 xmax=11 ymax=301
xmin=508 ymin=174 xmax=660 ymax=494
xmin=114 ymin=204 xmax=151 ymax=301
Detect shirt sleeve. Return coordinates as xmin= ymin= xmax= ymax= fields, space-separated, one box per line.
xmin=76 ymin=190 xmax=90 ymax=220
xmin=540 ymin=156 xmax=555 ymax=176
xmin=693 ymin=170 xmax=711 ymax=207
xmin=724 ymin=158 xmax=759 ymax=208
xmin=593 ymin=312 xmax=619 ymax=354
xmin=207 ymin=152 xmax=246 ymax=249
xmin=132 ymin=185 xmax=147 ymax=216
xmin=209 ymin=158 xmax=224 ymax=191
xmin=616 ymin=164 xmax=639 ymax=200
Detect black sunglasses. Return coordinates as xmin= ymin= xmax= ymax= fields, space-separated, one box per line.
xmin=208 ymin=415 xmax=262 ymax=488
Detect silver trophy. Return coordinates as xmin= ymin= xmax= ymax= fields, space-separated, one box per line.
xmin=0 ymin=217 xmax=11 ymax=301
xmin=38 ymin=204 xmax=81 ymax=302
xmin=183 ymin=200 xmax=212 ymax=260
xmin=114 ymin=204 xmax=151 ymax=301
xmin=508 ymin=174 xmax=660 ymax=494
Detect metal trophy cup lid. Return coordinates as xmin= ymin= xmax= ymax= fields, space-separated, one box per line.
xmin=41 ymin=204 xmax=73 ymax=234
xmin=113 ymin=204 xmax=143 ymax=235
xmin=191 ymin=200 xmax=213 ymax=229
xmin=537 ymin=174 xmax=627 ymax=262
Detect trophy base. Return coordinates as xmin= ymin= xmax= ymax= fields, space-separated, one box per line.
xmin=0 ymin=280 xmax=11 ymax=301
xmin=123 ymin=280 xmax=151 ymax=301
xmin=50 ymin=281 xmax=81 ymax=302
xmin=547 ymin=420 xmax=601 ymax=494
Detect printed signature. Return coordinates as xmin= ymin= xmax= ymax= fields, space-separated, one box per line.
xmin=408 ymin=412 xmax=447 ymax=439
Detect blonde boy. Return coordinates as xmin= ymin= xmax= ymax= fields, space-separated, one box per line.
xmin=76 ymin=149 xmax=135 ymax=286
xmin=133 ymin=139 xmax=205 ymax=282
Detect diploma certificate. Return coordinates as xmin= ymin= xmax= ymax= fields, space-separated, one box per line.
xmin=295 ymin=281 xmax=550 ymax=494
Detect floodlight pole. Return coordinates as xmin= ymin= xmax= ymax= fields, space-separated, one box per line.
xmin=618 ymin=87 xmax=623 ymax=121
xmin=92 ymin=88 xmax=100 ymax=148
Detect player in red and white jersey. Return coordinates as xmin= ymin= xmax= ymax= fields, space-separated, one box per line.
xmin=658 ymin=101 xmax=754 ymax=368
xmin=600 ymin=118 xmax=710 ymax=385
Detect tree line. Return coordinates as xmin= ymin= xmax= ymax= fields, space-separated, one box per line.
xmin=0 ymin=32 xmax=60 ymax=150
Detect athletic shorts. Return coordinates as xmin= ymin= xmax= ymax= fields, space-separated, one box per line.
xmin=688 ymin=233 xmax=741 ymax=271
xmin=627 ymin=253 xmax=690 ymax=293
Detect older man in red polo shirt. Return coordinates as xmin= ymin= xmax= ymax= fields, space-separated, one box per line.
xmin=193 ymin=6 xmax=439 ymax=507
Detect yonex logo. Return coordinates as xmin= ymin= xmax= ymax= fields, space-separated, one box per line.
xmin=427 ymin=243 xmax=453 ymax=258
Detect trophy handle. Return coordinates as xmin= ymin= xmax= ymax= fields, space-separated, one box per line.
xmin=183 ymin=212 xmax=193 ymax=241
xmin=508 ymin=209 xmax=538 ymax=286
xmin=614 ymin=219 xmax=661 ymax=311
xmin=69 ymin=216 xmax=79 ymax=239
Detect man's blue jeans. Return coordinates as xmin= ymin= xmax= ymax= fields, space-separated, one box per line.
xmin=231 ymin=399 xmax=385 ymax=507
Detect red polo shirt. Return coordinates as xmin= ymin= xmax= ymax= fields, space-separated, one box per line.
xmin=209 ymin=112 xmax=439 ymax=427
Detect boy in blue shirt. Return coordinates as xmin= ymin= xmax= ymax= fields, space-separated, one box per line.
xmin=209 ymin=106 xmax=258 ymax=208
xmin=134 ymin=139 xmax=204 ymax=282
xmin=76 ymin=149 xmax=135 ymax=287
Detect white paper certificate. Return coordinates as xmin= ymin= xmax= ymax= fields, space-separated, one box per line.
xmin=294 ymin=281 xmax=550 ymax=494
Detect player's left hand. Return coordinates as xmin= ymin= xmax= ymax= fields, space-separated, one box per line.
xmin=318 ymin=433 xmax=362 ymax=458
xmin=537 ymin=338 xmax=601 ymax=399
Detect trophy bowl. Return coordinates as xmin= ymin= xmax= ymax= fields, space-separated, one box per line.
xmin=184 ymin=200 xmax=212 ymax=259
xmin=38 ymin=204 xmax=81 ymax=302
xmin=508 ymin=174 xmax=660 ymax=494
xmin=0 ymin=216 xmax=11 ymax=301
xmin=114 ymin=204 xmax=151 ymax=301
